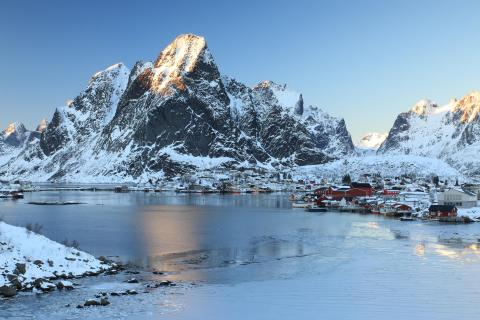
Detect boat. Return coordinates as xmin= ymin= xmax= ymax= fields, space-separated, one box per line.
xmin=292 ymin=202 xmax=313 ymax=208
xmin=0 ymin=190 xmax=24 ymax=199
xmin=379 ymin=206 xmax=401 ymax=217
xmin=400 ymin=216 xmax=415 ymax=221
xmin=306 ymin=206 xmax=327 ymax=212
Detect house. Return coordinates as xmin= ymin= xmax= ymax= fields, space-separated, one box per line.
xmin=315 ymin=183 xmax=373 ymax=200
xmin=392 ymin=203 xmax=413 ymax=214
xmin=438 ymin=188 xmax=477 ymax=208
xmin=428 ymin=205 xmax=457 ymax=218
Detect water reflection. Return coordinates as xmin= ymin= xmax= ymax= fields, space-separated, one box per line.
xmin=139 ymin=204 xmax=342 ymax=283
xmin=414 ymin=243 xmax=425 ymax=257
xmin=348 ymin=221 xmax=396 ymax=240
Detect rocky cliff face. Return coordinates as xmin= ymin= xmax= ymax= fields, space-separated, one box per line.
xmin=378 ymin=93 xmax=480 ymax=176
xmin=1 ymin=34 xmax=355 ymax=182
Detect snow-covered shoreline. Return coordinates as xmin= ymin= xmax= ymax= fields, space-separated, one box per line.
xmin=0 ymin=221 xmax=113 ymax=297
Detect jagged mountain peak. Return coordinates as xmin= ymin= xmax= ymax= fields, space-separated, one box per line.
xmin=3 ymin=122 xmax=26 ymax=137
xmin=410 ymin=99 xmax=438 ymax=116
xmin=91 ymin=63 xmax=129 ymax=84
xmin=151 ymin=34 xmax=217 ymax=94
xmin=36 ymin=119 xmax=48 ymax=133
xmin=1 ymin=122 xmax=30 ymax=148
xmin=453 ymin=91 xmax=480 ymax=123
xmin=254 ymin=80 xmax=287 ymax=91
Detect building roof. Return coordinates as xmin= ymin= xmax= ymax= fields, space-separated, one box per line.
xmin=429 ymin=205 xmax=456 ymax=212
xmin=351 ymin=182 xmax=372 ymax=188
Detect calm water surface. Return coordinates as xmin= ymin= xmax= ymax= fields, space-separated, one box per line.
xmin=1 ymin=191 xmax=480 ymax=319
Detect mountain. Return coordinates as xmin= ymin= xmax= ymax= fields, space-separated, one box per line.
xmin=0 ymin=34 xmax=355 ymax=182
xmin=0 ymin=122 xmax=44 ymax=167
xmin=378 ymin=92 xmax=480 ymax=176
xmin=356 ymin=132 xmax=387 ymax=150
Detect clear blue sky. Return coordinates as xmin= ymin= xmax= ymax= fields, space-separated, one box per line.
xmin=1 ymin=0 xmax=480 ymax=141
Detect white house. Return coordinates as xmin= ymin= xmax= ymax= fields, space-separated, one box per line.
xmin=438 ymin=188 xmax=478 ymax=208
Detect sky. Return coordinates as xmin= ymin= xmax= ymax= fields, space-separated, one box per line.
xmin=1 ymin=0 xmax=480 ymax=141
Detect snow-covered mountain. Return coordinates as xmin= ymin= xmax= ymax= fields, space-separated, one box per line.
xmin=0 ymin=122 xmax=44 ymax=167
xmin=0 ymin=34 xmax=355 ymax=182
xmin=378 ymin=93 xmax=480 ymax=176
xmin=355 ymin=132 xmax=387 ymax=155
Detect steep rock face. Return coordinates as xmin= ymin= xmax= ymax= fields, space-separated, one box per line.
xmin=7 ymin=63 xmax=130 ymax=180
xmin=378 ymin=93 xmax=480 ymax=175
xmin=1 ymin=34 xmax=356 ymax=182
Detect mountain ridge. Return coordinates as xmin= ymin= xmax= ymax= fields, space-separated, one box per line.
xmin=0 ymin=34 xmax=355 ymax=182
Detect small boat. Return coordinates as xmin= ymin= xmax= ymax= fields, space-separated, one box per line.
xmin=400 ymin=216 xmax=415 ymax=221
xmin=292 ymin=202 xmax=313 ymax=208
xmin=306 ymin=206 xmax=327 ymax=212
xmin=0 ymin=190 xmax=24 ymax=199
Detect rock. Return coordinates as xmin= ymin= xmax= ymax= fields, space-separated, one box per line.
xmin=84 ymin=299 xmax=100 ymax=307
xmin=152 ymin=270 xmax=164 ymax=275
xmin=6 ymin=274 xmax=22 ymax=290
xmin=98 ymin=256 xmax=111 ymax=264
xmin=14 ymin=263 xmax=26 ymax=275
xmin=33 ymin=278 xmax=44 ymax=288
xmin=105 ymin=269 xmax=118 ymax=275
xmin=100 ymin=298 xmax=110 ymax=306
xmin=47 ymin=259 xmax=54 ymax=267
xmin=126 ymin=278 xmax=139 ymax=283
xmin=125 ymin=270 xmax=140 ymax=275
xmin=39 ymin=282 xmax=56 ymax=292
xmin=57 ymin=280 xmax=74 ymax=290
xmin=0 ymin=285 xmax=17 ymax=297
xmin=158 ymin=280 xmax=174 ymax=287
xmin=110 ymin=292 xmax=120 ymax=296
xmin=76 ymin=305 xmax=84 ymax=309
xmin=33 ymin=260 xmax=44 ymax=266
xmin=126 ymin=289 xmax=138 ymax=295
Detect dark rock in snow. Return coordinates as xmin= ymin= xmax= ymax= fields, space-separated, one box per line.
xmin=0 ymin=285 xmax=17 ymax=297
xmin=126 ymin=277 xmax=139 ymax=283
xmin=14 ymin=263 xmax=26 ymax=275
xmin=84 ymin=299 xmax=100 ymax=307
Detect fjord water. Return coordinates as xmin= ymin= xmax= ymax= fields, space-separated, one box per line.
xmin=1 ymin=191 xmax=480 ymax=319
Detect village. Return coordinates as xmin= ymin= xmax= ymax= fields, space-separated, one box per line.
xmin=1 ymin=167 xmax=480 ymax=223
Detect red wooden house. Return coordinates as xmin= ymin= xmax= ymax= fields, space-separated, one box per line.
xmin=315 ymin=183 xmax=373 ymax=200
xmin=428 ymin=205 xmax=457 ymax=218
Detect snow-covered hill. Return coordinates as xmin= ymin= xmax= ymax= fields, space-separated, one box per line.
xmin=291 ymin=155 xmax=464 ymax=182
xmin=378 ymin=93 xmax=480 ymax=176
xmin=0 ymin=34 xmax=355 ymax=182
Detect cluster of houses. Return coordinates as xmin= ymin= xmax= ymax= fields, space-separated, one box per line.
xmin=291 ymin=179 xmax=480 ymax=223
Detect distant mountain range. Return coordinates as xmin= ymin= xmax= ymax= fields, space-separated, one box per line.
xmin=2 ymin=34 xmax=480 ymax=182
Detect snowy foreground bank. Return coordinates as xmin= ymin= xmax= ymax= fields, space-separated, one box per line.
xmin=0 ymin=221 xmax=111 ymax=297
